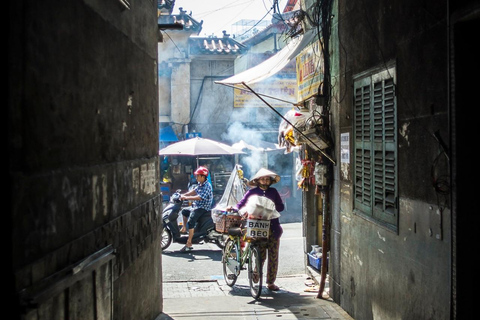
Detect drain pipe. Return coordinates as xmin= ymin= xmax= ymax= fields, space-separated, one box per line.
xmin=189 ymin=75 xmax=228 ymax=125
xmin=317 ymin=187 xmax=330 ymax=299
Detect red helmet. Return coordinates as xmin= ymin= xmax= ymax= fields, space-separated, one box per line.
xmin=194 ymin=166 xmax=209 ymax=176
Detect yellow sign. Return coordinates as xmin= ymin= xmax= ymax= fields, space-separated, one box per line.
xmin=233 ymin=75 xmax=297 ymax=108
xmin=296 ymin=40 xmax=324 ymax=101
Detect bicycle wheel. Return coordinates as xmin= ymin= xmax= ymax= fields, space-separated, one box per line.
xmin=248 ymin=245 xmax=263 ymax=299
xmin=161 ymin=227 xmax=173 ymax=251
xmin=222 ymin=239 xmax=240 ymax=286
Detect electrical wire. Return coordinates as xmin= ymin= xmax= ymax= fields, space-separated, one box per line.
xmin=163 ymin=31 xmax=183 ymax=56
xmin=212 ymin=0 xmax=258 ymax=35
xmin=188 ymin=0 xmax=257 ymax=19
xmin=236 ymin=7 xmax=273 ymax=38
xmin=190 ymin=0 xmax=278 ymax=37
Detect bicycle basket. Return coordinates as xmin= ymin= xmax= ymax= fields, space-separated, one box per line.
xmin=215 ymin=214 xmax=242 ymax=233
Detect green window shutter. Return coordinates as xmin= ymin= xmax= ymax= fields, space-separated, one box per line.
xmin=354 ymin=83 xmax=373 ymax=216
xmin=371 ymin=78 xmax=397 ymax=226
xmin=353 ymin=67 xmax=398 ymax=230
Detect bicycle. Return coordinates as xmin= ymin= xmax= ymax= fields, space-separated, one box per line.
xmin=221 ymin=217 xmax=270 ymax=300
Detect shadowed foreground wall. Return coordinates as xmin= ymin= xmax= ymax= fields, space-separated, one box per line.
xmin=8 ymin=0 xmax=163 ymax=319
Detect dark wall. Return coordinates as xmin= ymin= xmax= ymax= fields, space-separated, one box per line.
xmin=339 ymin=0 xmax=449 ymax=204
xmin=451 ymin=4 xmax=479 ymax=319
xmin=335 ymin=0 xmax=453 ymax=319
xmin=8 ymin=0 xmax=162 ymax=319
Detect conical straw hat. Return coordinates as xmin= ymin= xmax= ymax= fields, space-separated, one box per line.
xmin=247 ymin=168 xmax=280 ymax=187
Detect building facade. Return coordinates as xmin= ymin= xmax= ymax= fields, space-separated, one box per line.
xmin=235 ymin=0 xmax=477 ymax=318
xmin=157 ymin=4 xmax=246 ymax=141
xmin=301 ymin=0 xmax=478 ymax=318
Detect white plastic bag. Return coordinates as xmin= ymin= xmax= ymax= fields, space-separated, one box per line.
xmin=238 ymin=195 xmax=280 ymax=220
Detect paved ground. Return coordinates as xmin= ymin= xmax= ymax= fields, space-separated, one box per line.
xmin=157 ymin=274 xmax=354 ymax=320
xmin=158 ymin=222 xmax=354 ymax=319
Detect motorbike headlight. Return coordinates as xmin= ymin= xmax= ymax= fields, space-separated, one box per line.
xmin=211 ymin=208 xmax=224 ymax=216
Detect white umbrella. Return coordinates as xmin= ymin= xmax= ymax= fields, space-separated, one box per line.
xmin=159 ymin=137 xmax=244 ymax=166
xmin=159 ymin=137 xmax=244 ymax=156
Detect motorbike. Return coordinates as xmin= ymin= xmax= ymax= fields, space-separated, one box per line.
xmin=161 ymin=189 xmax=227 ymax=251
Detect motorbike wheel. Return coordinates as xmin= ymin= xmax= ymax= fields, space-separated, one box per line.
xmin=215 ymin=234 xmax=227 ymax=249
xmin=161 ymin=227 xmax=173 ymax=251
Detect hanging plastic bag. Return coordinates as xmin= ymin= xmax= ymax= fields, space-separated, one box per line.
xmin=295 ymin=156 xmax=304 ymax=181
xmin=212 ymin=165 xmax=247 ymax=222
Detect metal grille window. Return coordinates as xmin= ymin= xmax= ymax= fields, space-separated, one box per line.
xmin=353 ymin=65 xmax=398 ymax=231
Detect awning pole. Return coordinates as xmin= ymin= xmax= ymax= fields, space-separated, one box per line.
xmin=241 ymin=82 xmax=336 ymax=165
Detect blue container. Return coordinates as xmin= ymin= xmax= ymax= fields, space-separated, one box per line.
xmin=160 ymin=185 xmax=171 ymax=202
xmin=307 ymin=252 xmax=321 ymax=270
xmin=308 ymin=252 xmax=328 ymax=271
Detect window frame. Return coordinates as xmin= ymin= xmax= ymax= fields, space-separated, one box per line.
xmin=353 ymin=64 xmax=398 ymax=232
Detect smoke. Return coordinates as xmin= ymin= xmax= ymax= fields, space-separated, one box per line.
xmin=221 ymin=116 xmax=267 ymax=177
xmin=222 ymin=121 xmax=263 ymax=145
xmin=241 ymin=150 xmax=266 ymax=178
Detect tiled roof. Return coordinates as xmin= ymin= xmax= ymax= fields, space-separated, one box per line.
xmin=158 ymin=7 xmax=203 ymax=33
xmin=189 ymin=32 xmax=247 ymax=55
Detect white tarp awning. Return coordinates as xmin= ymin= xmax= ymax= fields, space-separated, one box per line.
xmin=214 ymin=29 xmax=335 ymax=165
xmin=215 ymin=29 xmax=316 ymax=87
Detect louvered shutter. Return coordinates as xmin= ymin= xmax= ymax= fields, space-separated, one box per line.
xmin=354 ymin=82 xmax=373 ymax=215
xmin=353 ymin=67 xmax=398 ymax=230
xmin=371 ymin=78 xmax=397 ymax=225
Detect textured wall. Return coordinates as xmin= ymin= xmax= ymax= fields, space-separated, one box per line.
xmin=8 ymin=0 xmax=162 ymax=319
xmin=334 ymin=0 xmax=452 ymax=319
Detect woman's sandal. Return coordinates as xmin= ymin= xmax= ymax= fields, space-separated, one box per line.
xmin=267 ymin=284 xmax=280 ymax=291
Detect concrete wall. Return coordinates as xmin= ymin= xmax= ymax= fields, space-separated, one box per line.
xmin=8 ymin=0 xmax=162 ymax=319
xmin=158 ymin=34 xmax=239 ymax=139
xmin=332 ymin=0 xmax=452 ymax=318
xmin=189 ymin=58 xmax=234 ymax=136
xmin=189 ymin=58 xmax=238 ymax=140
xmin=158 ymin=30 xmax=193 ymax=133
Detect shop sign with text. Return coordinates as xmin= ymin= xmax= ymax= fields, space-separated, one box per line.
xmin=296 ymin=40 xmax=324 ymax=101
xmin=233 ymin=74 xmax=297 ymax=108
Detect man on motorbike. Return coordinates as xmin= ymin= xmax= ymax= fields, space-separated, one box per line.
xmin=179 ymin=166 xmax=214 ymax=252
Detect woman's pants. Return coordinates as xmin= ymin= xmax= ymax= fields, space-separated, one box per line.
xmin=260 ymin=233 xmax=280 ymax=285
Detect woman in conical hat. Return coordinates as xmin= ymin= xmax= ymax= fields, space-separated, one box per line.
xmin=229 ymin=168 xmax=284 ymax=291
xmin=247 ymin=168 xmax=281 ymax=188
